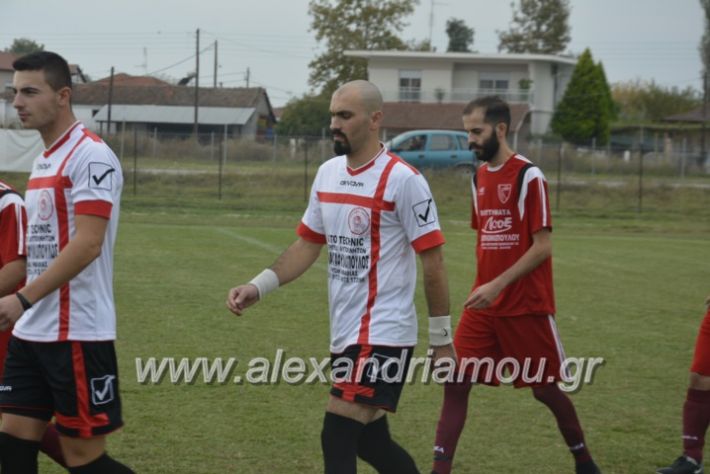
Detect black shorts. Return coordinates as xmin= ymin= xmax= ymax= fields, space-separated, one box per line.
xmin=0 ymin=336 xmax=123 ymax=438
xmin=330 ymin=344 xmax=413 ymax=412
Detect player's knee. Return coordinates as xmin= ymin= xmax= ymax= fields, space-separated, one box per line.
xmin=531 ymin=383 xmax=559 ymax=404
xmin=67 ymin=452 xmax=133 ymax=473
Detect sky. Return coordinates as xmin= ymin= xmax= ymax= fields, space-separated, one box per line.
xmin=0 ymin=0 xmax=703 ymax=107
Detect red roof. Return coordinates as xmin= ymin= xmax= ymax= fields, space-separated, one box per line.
xmin=95 ymin=73 xmax=171 ymax=87
xmin=0 ymin=52 xmax=17 ymax=71
xmin=381 ymin=102 xmax=529 ymax=133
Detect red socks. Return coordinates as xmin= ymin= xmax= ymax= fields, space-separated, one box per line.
xmin=683 ymin=388 xmax=710 ymax=462
xmin=432 ymin=382 xmax=472 ymax=474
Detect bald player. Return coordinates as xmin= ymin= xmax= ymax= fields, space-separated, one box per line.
xmin=227 ymin=80 xmax=455 ymax=473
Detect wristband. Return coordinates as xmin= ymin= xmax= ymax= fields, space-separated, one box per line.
xmin=16 ymin=292 xmax=33 ymax=312
xmin=249 ymin=269 xmax=280 ymax=300
xmin=429 ymin=315 xmax=453 ymax=346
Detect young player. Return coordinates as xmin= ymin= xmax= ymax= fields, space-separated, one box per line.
xmin=227 ymin=80 xmax=455 ymax=473
xmin=430 ymin=96 xmax=601 ymax=474
xmin=0 ymin=51 xmax=132 ymax=473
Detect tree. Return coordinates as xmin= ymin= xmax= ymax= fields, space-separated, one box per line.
xmin=497 ymin=0 xmax=571 ymax=54
xmin=308 ymin=0 xmax=417 ymax=96
xmin=612 ymin=80 xmax=701 ymax=122
xmin=5 ymin=38 xmax=44 ymax=56
xmin=276 ymin=94 xmax=332 ymax=137
xmin=596 ymin=61 xmax=617 ymax=122
xmin=405 ymin=38 xmax=433 ymax=51
xmin=551 ymin=49 xmax=611 ymax=145
xmin=445 ymin=18 xmax=474 ymax=52
xmin=700 ymin=0 xmax=710 ymax=75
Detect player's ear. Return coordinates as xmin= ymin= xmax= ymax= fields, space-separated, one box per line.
xmin=57 ymin=86 xmax=72 ymax=107
xmin=370 ymin=110 xmax=383 ymax=130
xmin=495 ymin=121 xmax=508 ymax=139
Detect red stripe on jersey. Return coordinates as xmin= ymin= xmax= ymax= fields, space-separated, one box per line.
xmin=316 ymin=192 xmax=395 ymax=211
xmin=75 ymin=200 xmax=112 ymax=219
xmin=54 ymin=342 xmax=110 ymax=437
xmin=357 ymin=157 xmax=398 ymax=345
xmin=386 ymin=152 xmax=420 ymax=175
xmin=43 ymin=122 xmax=81 ymax=158
xmin=411 ymin=230 xmax=445 ymax=253
xmin=297 ymin=222 xmax=327 ymax=244
xmin=27 ymin=176 xmax=73 ymax=190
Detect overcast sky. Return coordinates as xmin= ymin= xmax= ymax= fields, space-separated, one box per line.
xmin=0 ymin=0 xmax=703 ymax=106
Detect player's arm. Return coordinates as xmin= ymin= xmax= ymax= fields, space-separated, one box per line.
xmin=465 ymin=228 xmax=551 ymax=309
xmin=0 ymin=258 xmax=26 ymax=297
xmin=227 ymin=238 xmax=323 ymax=316
xmin=419 ymin=245 xmax=456 ymax=363
xmin=0 ymin=214 xmax=107 ymax=328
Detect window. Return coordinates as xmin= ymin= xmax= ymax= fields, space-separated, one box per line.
xmin=396 ymin=134 xmax=427 ymax=151
xmin=399 ymin=70 xmax=422 ymax=102
xmin=429 ymin=134 xmax=456 ymax=151
xmin=479 ymin=73 xmax=509 ymax=92
xmin=457 ymin=135 xmax=469 ymax=150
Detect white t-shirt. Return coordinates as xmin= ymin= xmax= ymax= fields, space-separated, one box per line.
xmin=298 ymin=146 xmax=445 ymax=353
xmin=15 ymin=122 xmax=123 ymax=342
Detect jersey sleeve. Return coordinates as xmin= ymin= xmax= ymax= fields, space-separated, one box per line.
xmin=470 ymin=173 xmax=478 ymax=230
xmin=67 ymin=141 xmax=122 ymax=219
xmin=397 ymin=173 xmax=445 ymax=253
xmin=0 ymin=195 xmax=27 ymax=264
xmin=522 ymin=168 xmax=552 ymax=234
xmin=297 ymin=168 xmax=326 ymax=244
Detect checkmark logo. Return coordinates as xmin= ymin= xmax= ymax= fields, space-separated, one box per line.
xmin=90 ymin=375 xmax=116 ymax=405
xmin=412 ymin=198 xmax=436 ymax=227
xmin=88 ymin=162 xmax=115 ymax=190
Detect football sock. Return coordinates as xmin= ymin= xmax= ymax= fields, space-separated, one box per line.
xmin=683 ymin=388 xmax=710 ymax=462
xmin=356 ymin=416 xmax=419 ymax=473
xmin=532 ymin=384 xmax=592 ymax=464
xmin=67 ymin=452 xmax=134 ymax=473
xmin=321 ymin=412 xmax=364 ymax=474
xmin=432 ymin=382 xmax=473 ymax=474
xmin=39 ymin=423 xmax=66 ymax=467
xmin=0 ymin=432 xmax=40 ymax=474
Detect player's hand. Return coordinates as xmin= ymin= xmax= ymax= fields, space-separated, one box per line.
xmin=705 ymin=295 xmax=710 ymax=311
xmin=430 ymin=343 xmax=457 ymax=370
xmin=464 ymin=281 xmax=503 ymax=310
xmin=226 ymin=284 xmax=259 ymax=316
xmin=0 ymin=294 xmax=24 ymax=331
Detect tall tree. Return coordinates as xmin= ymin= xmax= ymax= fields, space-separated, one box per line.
xmin=497 ymin=0 xmax=571 ymax=54
xmin=5 ymin=37 xmax=44 ymax=56
xmin=551 ymin=49 xmax=611 ymax=145
xmin=445 ymin=18 xmax=474 ymax=52
xmin=700 ymin=0 xmax=710 ymax=75
xmin=308 ymin=0 xmax=417 ymax=96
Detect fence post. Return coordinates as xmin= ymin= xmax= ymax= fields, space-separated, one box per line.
xmin=119 ymin=121 xmax=126 ymax=161
xmin=681 ymin=137 xmax=688 ymax=179
xmin=272 ymin=131 xmax=277 ymax=164
xmin=555 ymin=143 xmax=563 ymax=212
xmin=132 ymin=127 xmax=138 ymax=196
xmin=637 ymin=149 xmax=644 ymax=214
xmin=153 ymin=127 xmax=157 ymax=158
xmin=591 ymin=138 xmax=596 ymax=175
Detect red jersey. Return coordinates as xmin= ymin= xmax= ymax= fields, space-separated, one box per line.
xmin=0 ymin=179 xmax=27 ymax=288
xmin=470 ymin=154 xmax=555 ymax=317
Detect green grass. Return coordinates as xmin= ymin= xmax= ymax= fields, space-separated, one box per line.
xmin=1 ymin=164 xmax=706 ymax=473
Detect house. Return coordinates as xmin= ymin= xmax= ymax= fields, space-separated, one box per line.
xmin=344 ymin=50 xmax=577 ymax=138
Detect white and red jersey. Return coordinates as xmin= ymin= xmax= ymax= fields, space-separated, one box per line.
xmin=298 ymin=146 xmax=445 ymax=353
xmin=0 ymin=180 xmax=27 ymax=290
xmin=14 ymin=122 xmax=122 ymax=342
xmin=471 ymin=154 xmax=555 ymax=317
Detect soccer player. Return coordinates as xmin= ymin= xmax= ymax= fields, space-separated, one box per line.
xmin=430 ymin=96 xmax=601 ymax=474
xmin=0 ymin=179 xmax=66 ymax=468
xmin=657 ymin=295 xmax=710 ymax=474
xmin=227 ymin=80 xmax=455 ymax=473
xmin=0 ymin=52 xmax=132 ymax=473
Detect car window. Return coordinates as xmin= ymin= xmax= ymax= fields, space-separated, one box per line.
xmin=430 ymin=134 xmax=455 ymax=151
xmin=397 ymin=134 xmax=428 ymax=151
xmin=457 ymin=135 xmax=468 ymax=150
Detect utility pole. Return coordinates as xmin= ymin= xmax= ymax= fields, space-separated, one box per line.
xmin=107 ymin=66 xmax=115 ymax=135
xmin=246 ymin=67 xmax=250 ymax=88
xmin=194 ymin=28 xmax=200 ymax=137
xmin=213 ymin=40 xmax=218 ymax=88
xmin=702 ymin=70 xmax=708 ymax=165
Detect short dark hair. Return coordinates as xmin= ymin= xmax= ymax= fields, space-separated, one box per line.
xmin=13 ymin=51 xmax=72 ymax=92
xmin=463 ymin=96 xmax=511 ymax=135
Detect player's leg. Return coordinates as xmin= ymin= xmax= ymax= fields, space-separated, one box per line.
xmin=48 ymin=341 xmax=133 ymax=473
xmin=499 ymin=315 xmax=600 ymax=474
xmin=0 ymin=414 xmax=47 ymax=473
xmin=432 ymin=310 xmax=500 ymax=474
xmin=322 ymin=396 xmax=371 ymax=474
xmin=658 ymin=308 xmax=710 ymax=474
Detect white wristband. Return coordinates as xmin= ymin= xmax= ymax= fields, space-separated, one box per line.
xmin=429 ymin=315 xmax=453 ymax=346
xmin=249 ymin=269 xmax=280 ymax=300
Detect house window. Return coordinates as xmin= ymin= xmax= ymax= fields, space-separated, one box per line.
xmin=399 ymin=70 xmax=422 ymax=102
xmin=479 ymin=73 xmax=509 ymax=92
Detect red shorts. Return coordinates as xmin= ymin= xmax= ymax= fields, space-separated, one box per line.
xmin=691 ymin=308 xmax=710 ymax=376
xmin=454 ymin=310 xmax=568 ymax=388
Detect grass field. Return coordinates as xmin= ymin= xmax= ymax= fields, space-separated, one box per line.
xmin=1 ymin=166 xmax=707 ymax=473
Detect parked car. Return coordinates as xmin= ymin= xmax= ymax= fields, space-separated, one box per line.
xmin=386 ymin=129 xmax=475 ymax=172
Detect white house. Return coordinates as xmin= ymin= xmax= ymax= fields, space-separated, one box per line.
xmin=344 ymin=50 xmax=577 ymax=136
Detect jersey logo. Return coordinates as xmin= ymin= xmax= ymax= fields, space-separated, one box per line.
xmin=498 ymin=183 xmax=512 ymax=204
xmin=38 ymin=190 xmax=54 ymax=221
xmin=89 ymin=162 xmax=115 ymax=190
xmin=413 ymin=198 xmax=435 ymax=227
xmin=348 ymin=207 xmax=370 ymax=235
xmin=482 ymin=215 xmax=513 ymax=234
xmin=90 ymin=374 xmax=116 ymax=405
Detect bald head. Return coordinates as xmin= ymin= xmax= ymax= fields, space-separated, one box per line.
xmin=333 ymin=80 xmax=383 ymax=114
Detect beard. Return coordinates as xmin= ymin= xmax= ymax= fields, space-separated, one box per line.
xmin=470 ymin=132 xmax=500 ymax=163
xmin=332 ymin=131 xmax=352 ymax=156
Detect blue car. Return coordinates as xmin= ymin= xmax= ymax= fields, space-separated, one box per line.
xmin=386 ymin=130 xmax=475 ymax=172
